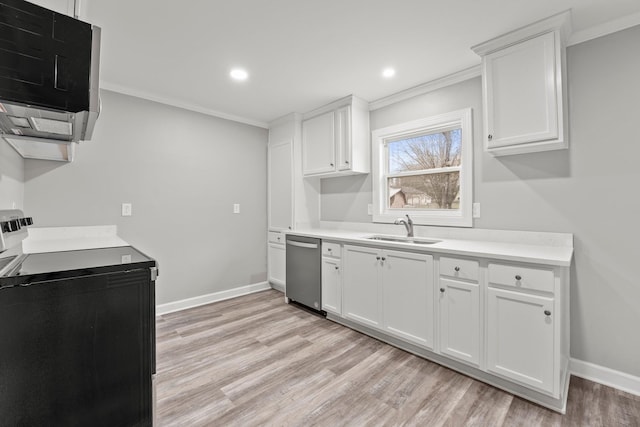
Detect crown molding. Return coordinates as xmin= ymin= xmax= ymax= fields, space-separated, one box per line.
xmin=569 ymin=11 xmax=640 ymax=46
xmin=99 ymin=82 xmax=269 ymax=129
xmin=368 ymin=66 xmax=481 ymax=111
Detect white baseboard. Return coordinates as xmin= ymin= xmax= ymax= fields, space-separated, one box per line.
xmin=156 ymin=281 xmax=271 ymax=315
xmin=571 ymin=358 xmax=640 ymax=397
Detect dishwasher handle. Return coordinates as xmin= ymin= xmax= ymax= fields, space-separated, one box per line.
xmin=286 ymin=240 xmax=319 ymax=249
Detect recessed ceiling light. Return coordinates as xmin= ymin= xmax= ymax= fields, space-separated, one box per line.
xmin=382 ymin=68 xmax=396 ymax=78
xmin=230 ymin=68 xmax=248 ymax=81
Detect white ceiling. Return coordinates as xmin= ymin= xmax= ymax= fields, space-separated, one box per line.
xmin=80 ymin=0 xmax=640 ymax=128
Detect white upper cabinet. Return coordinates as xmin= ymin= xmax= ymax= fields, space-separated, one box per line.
xmin=472 ymin=11 xmax=571 ymax=156
xmin=302 ymin=95 xmax=370 ymax=177
xmin=302 ymin=111 xmax=335 ymax=175
xmin=267 ymin=140 xmax=293 ymax=231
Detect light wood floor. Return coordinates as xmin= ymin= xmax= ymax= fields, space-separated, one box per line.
xmin=155 ymin=290 xmax=640 ymax=426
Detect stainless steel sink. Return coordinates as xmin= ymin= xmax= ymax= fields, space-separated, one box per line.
xmin=366 ymin=235 xmax=441 ymax=245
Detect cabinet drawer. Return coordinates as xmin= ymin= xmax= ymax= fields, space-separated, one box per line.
xmin=440 ymin=257 xmax=479 ymax=281
xmin=322 ymin=242 xmax=341 ymax=258
xmin=268 ymin=231 xmax=285 ymax=244
xmin=488 ymin=263 xmax=554 ymax=293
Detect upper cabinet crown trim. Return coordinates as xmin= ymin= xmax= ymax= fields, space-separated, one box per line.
xmin=302 ymin=95 xmax=368 ymax=120
xmin=471 ymin=10 xmax=572 ymax=56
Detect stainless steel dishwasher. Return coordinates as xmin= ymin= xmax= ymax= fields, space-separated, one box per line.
xmin=285 ymin=235 xmax=322 ymax=313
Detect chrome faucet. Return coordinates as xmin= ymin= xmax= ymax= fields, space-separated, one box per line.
xmin=394 ymin=214 xmax=414 ymax=237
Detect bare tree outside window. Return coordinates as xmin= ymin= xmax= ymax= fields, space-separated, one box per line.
xmin=387 ymin=128 xmax=462 ymax=210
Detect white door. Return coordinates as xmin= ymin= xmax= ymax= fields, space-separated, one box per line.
xmin=302 ymin=111 xmax=336 ymax=175
xmin=268 ymin=243 xmax=286 ymax=288
xmin=487 ymin=287 xmax=555 ymax=394
xmin=381 ymin=250 xmax=434 ymax=349
xmin=335 ymin=106 xmax=352 ymax=171
xmin=484 ymin=31 xmax=559 ymax=148
xmin=321 ymin=258 xmax=341 ymax=315
xmin=268 ymin=141 xmax=293 ymax=231
xmin=342 ymin=245 xmax=381 ymax=329
xmin=439 ymin=278 xmax=480 ymax=366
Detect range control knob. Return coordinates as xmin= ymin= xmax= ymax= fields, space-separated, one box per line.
xmin=8 ymin=220 xmax=20 ymax=231
xmin=19 ymin=217 xmax=33 ymax=226
xmin=0 ymin=221 xmax=10 ymax=233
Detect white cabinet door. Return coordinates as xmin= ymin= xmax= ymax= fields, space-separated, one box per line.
xmin=484 ymin=31 xmax=559 ymax=149
xmin=439 ymin=278 xmax=480 ymax=366
xmin=335 ymin=106 xmax=352 ymax=171
xmin=268 ymin=141 xmax=293 ymax=231
xmin=268 ymin=243 xmax=286 ymax=288
xmin=342 ymin=245 xmax=381 ymax=329
xmin=321 ymin=258 xmax=341 ymax=315
xmin=302 ymin=111 xmax=335 ymax=175
xmin=381 ymin=250 xmax=434 ymax=349
xmin=487 ymin=287 xmax=555 ymax=394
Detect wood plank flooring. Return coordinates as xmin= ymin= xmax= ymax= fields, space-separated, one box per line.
xmin=155 ymin=290 xmax=640 ymax=426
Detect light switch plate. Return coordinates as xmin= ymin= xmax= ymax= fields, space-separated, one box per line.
xmin=472 ymin=202 xmax=481 ymax=218
xmin=121 ymin=203 xmax=132 ymax=217
xmin=233 ymin=203 xmax=240 ymax=214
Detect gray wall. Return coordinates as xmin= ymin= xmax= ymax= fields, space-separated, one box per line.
xmin=321 ymin=26 xmax=640 ymax=377
xmin=0 ymin=137 xmax=25 ymax=210
xmin=24 ymin=90 xmax=269 ymax=305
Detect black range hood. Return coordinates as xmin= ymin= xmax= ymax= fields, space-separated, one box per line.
xmin=0 ymin=0 xmax=101 ymax=161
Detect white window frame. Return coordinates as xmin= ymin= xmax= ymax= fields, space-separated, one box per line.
xmin=371 ymin=108 xmax=473 ymax=227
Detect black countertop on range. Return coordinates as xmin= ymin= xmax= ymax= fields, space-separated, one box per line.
xmin=0 ymin=246 xmax=156 ymax=287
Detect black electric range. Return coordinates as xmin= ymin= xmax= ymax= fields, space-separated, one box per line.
xmin=0 ymin=210 xmax=158 ymax=427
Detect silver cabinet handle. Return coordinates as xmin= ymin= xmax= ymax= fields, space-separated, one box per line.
xmin=515 ymin=275 xmax=522 ymax=281
xmin=544 ymin=310 xmax=551 ymax=316
xmin=440 ymin=288 xmax=445 ymax=293
xmin=454 ymin=266 xmax=460 ymax=272
xmin=286 ymin=240 xmax=318 ymax=249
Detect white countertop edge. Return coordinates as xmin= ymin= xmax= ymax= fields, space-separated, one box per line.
xmin=284 ymin=228 xmax=573 ymax=267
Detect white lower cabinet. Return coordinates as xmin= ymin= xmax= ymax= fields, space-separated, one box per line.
xmin=321 ymin=257 xmax=341 ymax=315
xmin=438 ymin=278 xmax=480 ymax=366
xmin=487 ymin=287 xmax=555 ymax=394
xmin=343 ymin=245 xmax=433 ymax=348
xmin=329 ymin=243 xmax=569 ymax=412
xmin=267 ymin=242 xmax=286 ymax=288
xmin=342 ymin=245 xmax=381 ymax=328
xmin=381 ymin=250 xmax=433 ymax=349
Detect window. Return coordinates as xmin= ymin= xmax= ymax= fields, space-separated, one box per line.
xmin=372 ymin=108 xmax=473 ymax=227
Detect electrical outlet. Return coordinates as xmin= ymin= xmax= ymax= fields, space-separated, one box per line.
xmin=367 ymin=204 xmax=373 ymax=215
xmin=233 ymin=203 xmax=240 ymax=214
xmin=472 ymin=202 xmax=481 ymax=218
xmin=121 ymin=254 xmax=132 ymax=264
xmin=121 ymin=203 xmax=132 ymax=217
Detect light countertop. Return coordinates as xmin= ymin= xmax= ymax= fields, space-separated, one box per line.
xmin=23 ymin=226 xmax=128 ymax=254
xmin=284 ymin=227 xmax=573 ymax=267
